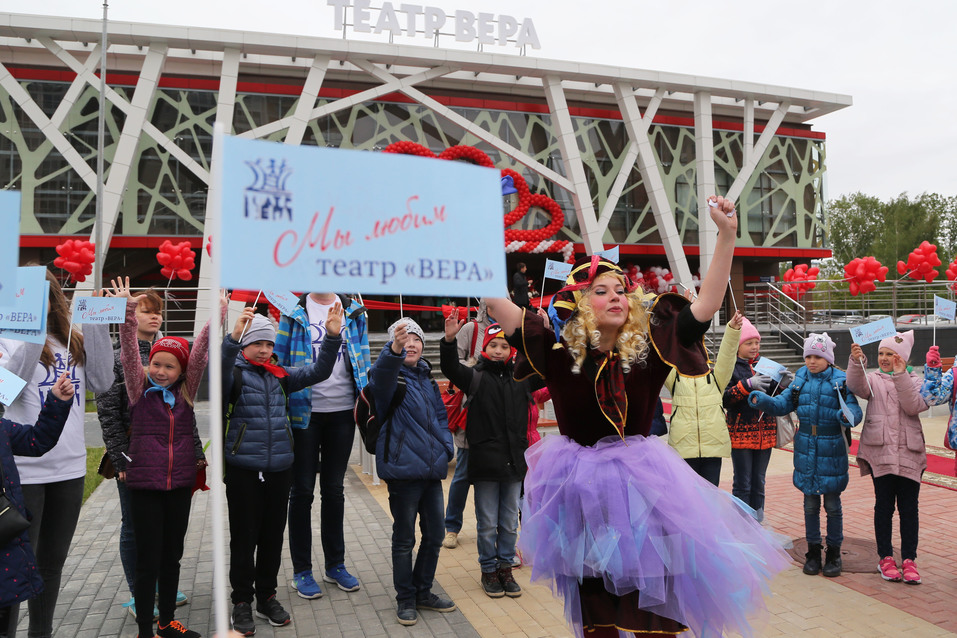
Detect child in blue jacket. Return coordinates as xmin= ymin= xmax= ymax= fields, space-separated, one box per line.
xmin=222 ymin=306 xmax=342 ymax=636
xmin=368 ymin=318 xmax=455 ymax=627
xmin=748 ymin=332 xmax=862 ymax=578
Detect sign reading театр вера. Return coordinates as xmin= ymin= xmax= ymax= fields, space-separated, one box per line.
xmin=219 ymin=137 xmax=506 ymax=297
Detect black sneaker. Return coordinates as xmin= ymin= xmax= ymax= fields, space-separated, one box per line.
xmin=231 ymin=601 xmax=256 ymax=636
xmin=481 ymin=571 xmax=505 ymax=598
xmin=396 ymin=600 xmax=417 ymax=626
xmin=156 ymin=620 xmax=201 ymax=638
xmin=497 ymin=566 xmax=522 ymax=597
xmin=255 ymin=595 xmax=291 ymax=627
xmin=416 ymin=592 xmax=456 ymax=612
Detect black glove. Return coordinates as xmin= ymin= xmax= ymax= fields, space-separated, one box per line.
xmin=746 ymin=374 xmax=771 ymax=393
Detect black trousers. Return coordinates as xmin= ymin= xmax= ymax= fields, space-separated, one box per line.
xmin=130 ymin=487 xmax=193 ymax=638
xmin=873 ymin=473 xmax=920 ymax=560
xmin=226 ymin=464 xmax=293 ymax=605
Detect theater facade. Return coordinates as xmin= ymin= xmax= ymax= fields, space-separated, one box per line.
xmin=0 ymin=10 xmax=851 ymax=330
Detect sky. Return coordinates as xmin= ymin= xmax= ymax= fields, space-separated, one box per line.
xmin=20 ymin=0 xmax=957 ymax=201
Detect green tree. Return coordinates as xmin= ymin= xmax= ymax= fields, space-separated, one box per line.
xmin=871 ymin=194 xmax=942 ymax=268
xmin=825 ymin=192 xmax=882 ymax=265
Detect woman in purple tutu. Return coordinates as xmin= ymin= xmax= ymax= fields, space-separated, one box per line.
xmin=486 ymin=196 xmax=789 ymax=638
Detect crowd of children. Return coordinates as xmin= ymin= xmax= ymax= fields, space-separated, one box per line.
xmin=2 ymin=262 xmax=954 ymax=638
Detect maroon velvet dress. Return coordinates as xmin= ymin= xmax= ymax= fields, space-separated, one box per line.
xmin=509 ymin=294 xmax=710 ymax=636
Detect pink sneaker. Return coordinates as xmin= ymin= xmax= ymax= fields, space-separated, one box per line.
xmin=901 ymin=559 xmax=921 ymax=585
xmin=878 ymin=557 xmax=901 ymax=582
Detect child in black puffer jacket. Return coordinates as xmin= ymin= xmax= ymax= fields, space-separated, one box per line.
xmin=440 ymin=318 xmax=534 ymax=600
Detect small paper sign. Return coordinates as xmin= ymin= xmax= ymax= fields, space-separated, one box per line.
xmin=71 ymin=297 xmax=126 ymax=324
xmin=0 ymin=280 xmax=49 ymax=345
xmin=0 ymin=364 xmax=28 ymax=406
xmin=594 ymin=245 xmax=620 ymax=264
xmin=753 ymin=356 xmax=786 ymax=383
xmin=934 ymin=295 xmax=956 ymax=321
xmin=264 ymin=290 xmax=301 ymax=317
xmin=0 ymin=267 xmax=47 ymax=331
xmin=849 ymin=317 xmax=896 ymax=345
xmin=0 ymin=191 xmax=20 ymax=307
xmin=836 ymin=387 xmax=855 ymax=427
xmin=543 ymin=260 xmax=573 ymax=282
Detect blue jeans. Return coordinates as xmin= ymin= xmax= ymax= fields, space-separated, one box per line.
xmin=473 ymin=480 xmax=522 ymax=573
xmin=444 ymin=447 xmax=470 ymax=534
xmin=804 ymin=492 xmax=843 ymax=548
xmin=116 ymin=479 xmax=137 ymax=594
xmin=288 ymin=409 xmax=356 ymax=573
xmin=730 ymin=447 xmax=773 ymax=520
xmin=386 ymin=479 xmax=444 ymax=603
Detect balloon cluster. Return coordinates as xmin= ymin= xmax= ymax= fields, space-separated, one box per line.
xmin=382 ymin=142 xmax=565 ymax=244
xmin=843 ymin=257 xmax=888 ymax=296
xmin=54 ymin=239 xmax=96 ymax=283
xmin=156 ymin=240 xmax=197 ymax=282
xmin=782 ymin=263 xmax=819 ymax=299
xmin=897 ymin=241 xmax=941 ymax=283
xmin=623 ymin=264 xmax=699 ymax=295
xmin=945 ymin=256 xmax=957 ymax=292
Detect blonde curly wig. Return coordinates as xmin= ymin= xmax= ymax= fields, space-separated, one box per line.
xmin=561 ymin=273 xmax=652 ymax=374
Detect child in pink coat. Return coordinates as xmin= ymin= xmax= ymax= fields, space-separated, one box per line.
xmin=847 ymin=330 xmax=927 ymax=585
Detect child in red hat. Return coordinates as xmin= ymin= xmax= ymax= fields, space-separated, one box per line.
xmin=108 ymin=277 xmax=226 ymax=638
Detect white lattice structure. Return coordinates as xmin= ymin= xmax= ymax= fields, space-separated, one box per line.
xmin=0 ymin=12 xmax=852 ymax=329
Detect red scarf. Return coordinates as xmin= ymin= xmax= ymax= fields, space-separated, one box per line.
xmin=242 ymin=352 xmax=289 ymax=379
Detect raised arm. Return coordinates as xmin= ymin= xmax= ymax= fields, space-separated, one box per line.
xmin=185 ymin=290 xmax=228 ymax=398
xmin=83 ymin=321 xmax=116 ymax=394
xmin=690 ymin=196 xmax=738 ymax=322
xmin=484 ymin=297 xmax=524 ymax=336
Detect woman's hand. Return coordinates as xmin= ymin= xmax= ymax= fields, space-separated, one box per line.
xmin=118 ymin=471 xmax=126 ymax=482
xmin=51 ymin=372 xmax=75 ymax=401
xmin=444 ymin=312 xmax=465 ymax=342
xmin=326 ymin=302 xmax=343 ymax=337
xmin=850 ymin=343 xmax=864 ymax=364
xmin=537 ymin=306 xmax=551 ymax=330
xmin=107 ymin=277 xmax=145 ymax=304
xmin=232 ymin=307 xmax=254 ymax=341
xmin=728 ymin=311 xmax=744 ymax=330
xmin=391 ymin=324 xmax=409 ymax=355
xmin=707 ymin=195 xmax=738 ymax=235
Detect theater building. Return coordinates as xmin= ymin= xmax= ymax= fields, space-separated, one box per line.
xmin=0 ymin=10 xmax=850 ymax=331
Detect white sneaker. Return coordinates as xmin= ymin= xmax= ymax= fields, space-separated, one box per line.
xmin=442 ymin=532 xmax=458 ymax=549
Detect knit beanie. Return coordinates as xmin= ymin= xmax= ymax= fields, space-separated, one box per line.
xmin=482 ymin=323 xmax=507 ymax=351
xmin=739 ymin=318 xmax=760 ymax=344
xmin=240 ymin=314 xmax=277 ymax=347
xmin=803 ymin=332 xmax=835 ymax=365
xmin=878 ymin=330 xmax=914 ymax=362
xmin=150 ymin=336 xmax=190 ymax=372
xmin=388 ymin=317 xmax=425 ymax=345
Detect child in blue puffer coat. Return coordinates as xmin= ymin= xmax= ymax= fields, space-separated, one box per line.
xmin=748 ymin=332 xmax=862 ymax=579
xmin=221 ymin=306 xmax=343 ymax=635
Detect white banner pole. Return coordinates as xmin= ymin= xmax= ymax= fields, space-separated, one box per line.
xmin=208 ymin=122 xmax=229 ymax=638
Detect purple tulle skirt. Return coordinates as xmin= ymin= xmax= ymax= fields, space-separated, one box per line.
xmin=519 ymin=433 xmax=790 ymax=638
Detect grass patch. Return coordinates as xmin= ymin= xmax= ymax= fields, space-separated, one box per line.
xmin=85 ymin=390 xmax=97 ymax=413
xmin=85 ymin=446 xmax=106 ymax=504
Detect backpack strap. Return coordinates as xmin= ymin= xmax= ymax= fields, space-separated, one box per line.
xmin=462 ymin=369 xmax=483 ymax=409
xmin=381 ymin=373 xmax=407 ymax=459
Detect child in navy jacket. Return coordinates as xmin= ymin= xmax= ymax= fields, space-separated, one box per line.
xmin=222 ymin=306 xmax=342 ymax=635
